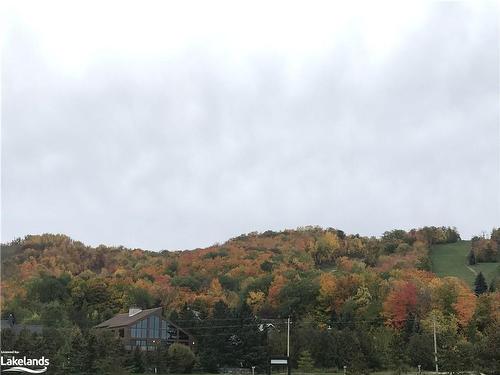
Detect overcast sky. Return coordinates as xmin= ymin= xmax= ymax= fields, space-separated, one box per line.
xmin=1 ymin=1 xmax=499 ymax=250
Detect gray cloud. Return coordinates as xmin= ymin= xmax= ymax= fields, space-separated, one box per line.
xmin=2 ymin=2 xmax=499 ymax=250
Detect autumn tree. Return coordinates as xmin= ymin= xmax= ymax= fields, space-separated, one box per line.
xmin=383 ymin=281 xmax=418 ymax=329
xmin=246 ymin=291 xmax=266 ymax=314
xmin=472 ymin=238 xmax=498 ymax=263
xmin=491 ymin=228 xmax=500 ymax=244
xmin=311 ymin=232 xmax=342 ymax=265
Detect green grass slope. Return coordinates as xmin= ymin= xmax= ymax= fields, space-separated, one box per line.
xmin=431 ymin=240 xmax=499 ymax=287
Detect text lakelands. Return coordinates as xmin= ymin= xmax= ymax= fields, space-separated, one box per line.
xmin=1 ymin=356 xmax=50 ymax=367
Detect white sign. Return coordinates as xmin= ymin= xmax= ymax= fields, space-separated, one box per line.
xmin=270 ymin=359 xmax=288 ymax=365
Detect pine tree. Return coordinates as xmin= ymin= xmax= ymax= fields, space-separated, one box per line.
xmin=388 ymin=332 xmax=409 ymax=375
xmin=489 ymin=279 xmax=496 ymax=292
xmin=467 ymin=250 xmax=476 ymax=265
xmin=67 ymin=330 xmax=87 ymax=374
xmin=297 ymin=350 xmax=314 ymax=373
xmin=474 ymin=272 xmax=488 ymax=295
xmin=130 ymin=347 xmax=145 ymax=374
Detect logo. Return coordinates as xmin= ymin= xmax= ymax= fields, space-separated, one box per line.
xmin=1 ymin=351 xmax=49 ymax=373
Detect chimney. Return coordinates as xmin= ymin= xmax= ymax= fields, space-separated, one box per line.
xmin=129 ymin=307 xmax=142 ymax=317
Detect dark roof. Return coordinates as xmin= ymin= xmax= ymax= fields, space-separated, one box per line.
xmin=95 ymin=307 xmax=163 ymax=328
xmin=0 ymin=320 xmax=43 ymax=334
xmin=0 ymin=320 xmax=12 ymax=329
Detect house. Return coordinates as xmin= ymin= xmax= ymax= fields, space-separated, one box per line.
xmin=96 ymin=307 xmax=194 ymax=351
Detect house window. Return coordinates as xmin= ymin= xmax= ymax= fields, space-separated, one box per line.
xmin=167 ymin=325 xmax=178 ymax=340
xmin=130 ymin=315 xmax=172 ymax=340
xmin=161 ymin=320 xmax=169 ymax=339
xmin=134 ymin=339 xmax=147 ymax=347
xmin=131 ymin=319 xmax=147 ymax=338
xmin=148 ymin=316 xmax=160 ymax=339
xmin=119 ymin=328 xmax=124 ymax=338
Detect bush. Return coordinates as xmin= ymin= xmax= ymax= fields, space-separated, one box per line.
xmin=168 ymin=343 xmax=196 ymax=373
xmin=298 ymin=350 xmax=314 ymax=372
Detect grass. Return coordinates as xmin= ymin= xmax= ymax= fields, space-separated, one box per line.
xmin=431 ymin=240 xmax=499 ymax=287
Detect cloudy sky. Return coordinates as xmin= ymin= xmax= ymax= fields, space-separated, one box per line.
xmin=2 ymin=1 xmax=499 ymax=250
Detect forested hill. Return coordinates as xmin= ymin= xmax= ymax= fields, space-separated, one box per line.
xmin=2 ymin=225 xmax=498 ymax=326
xmin=2 ymin=226 xmax=500 ymax=373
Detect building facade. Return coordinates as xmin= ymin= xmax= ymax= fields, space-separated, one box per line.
xmin=96 ymin=307 xmax=193 ymax=351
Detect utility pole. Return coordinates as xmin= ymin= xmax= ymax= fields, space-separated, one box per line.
xmin=433 ymin=317 xmax=439 ymax=373
xmin=287 ymin=316 xmax=291 ymax=358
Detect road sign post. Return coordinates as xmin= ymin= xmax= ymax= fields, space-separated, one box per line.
xmin=269 ymin=356 xmax=291 ymax=375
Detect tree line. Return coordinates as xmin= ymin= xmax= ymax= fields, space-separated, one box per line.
xmin=1 ymin=226 xmax=499 ymax=374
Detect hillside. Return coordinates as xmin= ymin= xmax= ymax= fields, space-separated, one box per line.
xmin=0 ymin=226 xmax=458 ymax=315
xmin=1 ymin=226 xmax=499 ymax=374
xmin=0 ymin=225 xmax=487 ymax=323
xmin=431 ymin=240 xmax=500 ymax=287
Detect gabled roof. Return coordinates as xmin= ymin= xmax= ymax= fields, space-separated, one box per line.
xmin=95 ymin=307 xmax=163 ymax=329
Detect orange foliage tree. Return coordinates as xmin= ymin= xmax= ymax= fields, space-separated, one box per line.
xmin=383 ymin=281 xmax=418 ymax=328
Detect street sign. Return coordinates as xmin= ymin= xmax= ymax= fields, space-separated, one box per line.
xmin=268 ymin=356 xmax=290 ymax=375
xmin=270 ymin=359 xmax=288 ymax=365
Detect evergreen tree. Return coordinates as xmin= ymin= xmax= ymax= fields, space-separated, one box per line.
xmin=198 ymin=348 xmax=219 ymax=373
xmin=92 ymin=329 xmax=129 ymax=374
xmin=15 ymin=329 xmax=43 ymax=358
xmin=67 ymin=330 xmax=88 ymax=374
xmin=1 ymin=328 xmax=16 ymax=351
xmin=198 ymin=300 xmax=233 ymax=371
xmin=40 ymin=327 xmax=71 ymax=375
xmin=388 ymin=332 xmax=409 ymax=375
xmin=467 ymin=250 xmax=476 ymax=265
xmin=154 ymin=343 xmax=170 ymax=374
xmin=130 ymin=347 xmax=145 ymax=374
xmin=297 ymin=350 xmax=314 ymax=373
xmin=349 ymin=351 xmax=370 ymax=375
xmin=402 ymin=313 xmax=420 ymax=341
xmin=168 ymin=343 xmax=196 ymax=373
xmin=474 ymin=272 xmax=488 ymax=295
xmin=474 ymin=325 xmax=500 ymax=374
xmin=489 ymin=278 xmax=496 ymax=292
xmin=406 ymin=333 xmax=434 ymax=370
xmin=235 ymin=302 xmax=267 ymax=369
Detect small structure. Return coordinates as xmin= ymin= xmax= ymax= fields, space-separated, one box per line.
xmin=0 ymin=314 xmax=43 ymax=335
xmin=96 ymin=307 xmax=193 ymax=351
xmin=268 ymin=356 xmax=291 ymax=375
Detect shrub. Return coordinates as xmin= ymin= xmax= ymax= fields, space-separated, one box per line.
xmin=168 ymin=343 xmax=196 ymax=373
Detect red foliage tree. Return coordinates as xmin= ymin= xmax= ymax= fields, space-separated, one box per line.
xmin=383 ymin=281 xmax=418 ymax=328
